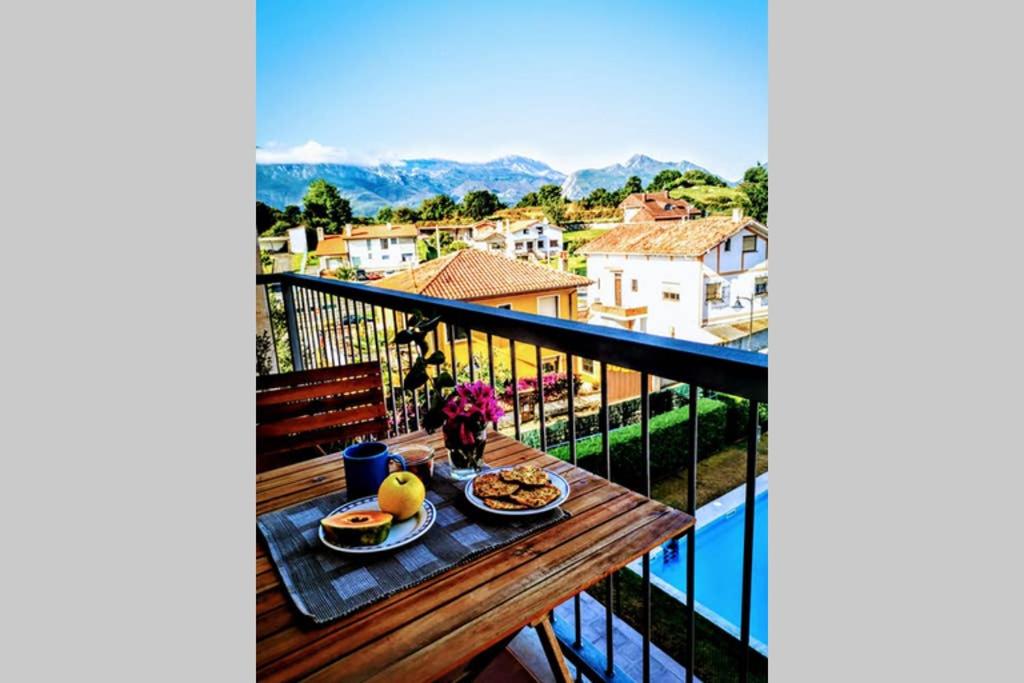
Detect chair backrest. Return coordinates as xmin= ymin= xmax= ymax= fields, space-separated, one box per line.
xmin=256 ymin=362 xmax=389 ymax=472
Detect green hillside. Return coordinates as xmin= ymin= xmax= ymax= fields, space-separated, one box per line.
xmin=670 ymin=185 xmax=751 ymax=214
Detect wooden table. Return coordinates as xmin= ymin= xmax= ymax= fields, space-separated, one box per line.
xmin=257 ymin=430 xmax=695 ymax=682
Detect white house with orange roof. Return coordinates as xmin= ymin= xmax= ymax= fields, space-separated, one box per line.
xmin=578 ymin=209 xmax=768 ymax=350
xmin=465 ymin=219 xmax=564 ymax=259
xmin=342 ymin=223 xmax=419 ymax=274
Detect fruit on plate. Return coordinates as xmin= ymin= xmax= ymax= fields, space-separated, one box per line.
xmin=321 ymin=510 xmax=393 ymax=546
xmin=377 ymin=471 xmax=426 ymax=521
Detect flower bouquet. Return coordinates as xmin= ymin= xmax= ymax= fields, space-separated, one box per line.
xmin=440 ymin=381 xmax=505 ymax=480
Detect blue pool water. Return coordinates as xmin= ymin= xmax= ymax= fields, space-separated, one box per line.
xmin=650 ymin=490 xmax=768 ymax=652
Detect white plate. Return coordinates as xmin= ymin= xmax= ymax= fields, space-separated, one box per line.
xmin=464 ymin=466 xmax=570 ymax=516
xmin=318 ymin=496 xmax=436 ymax=554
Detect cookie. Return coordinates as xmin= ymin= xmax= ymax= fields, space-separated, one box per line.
xmin=499 ymin=465 xmax=550 ymax=487
xmin=473 ymin=473 xmax=520 ymax=498
xmin=509 ymin=484 xmax=561 ymax=508
xmin=483 ymin=497 xmax=530 ymax=511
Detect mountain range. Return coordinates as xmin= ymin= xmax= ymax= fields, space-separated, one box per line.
xmin=256 ymin=154 xmax=731 ymax=216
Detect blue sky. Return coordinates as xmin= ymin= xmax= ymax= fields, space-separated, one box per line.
xmin=257 ymin=0 xmax=766 ymax=180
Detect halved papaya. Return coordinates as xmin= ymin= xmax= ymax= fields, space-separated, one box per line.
xmin=320 ymin=510 xmax=393 ymax=546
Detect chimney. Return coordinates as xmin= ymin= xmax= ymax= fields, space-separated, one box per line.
xmin=732 ymin=207 xmax=743 ymax=223
xmin=386 ymin=222 xmax=392 ymax=230
xmin=316 ymin=227 xmax=325 ymax=243
xmin=344 ymin=223 xmax=352 ymax=237
xmin=642 ymin=193 xmax=647 ymax=201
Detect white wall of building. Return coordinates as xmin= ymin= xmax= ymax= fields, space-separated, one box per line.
xmin=347 ymin=237 xmax=417 ymax=272
xmin=709 ymin=227 xmax=767 ymax=274
xmin=510 ymin=222 xmax=563 ymax=257
xmin=585 ymin=233 xmax=768 ymax=344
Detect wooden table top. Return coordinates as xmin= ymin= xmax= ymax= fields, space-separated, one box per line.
xmin=256 ymin=430 xmax=695 ymax=682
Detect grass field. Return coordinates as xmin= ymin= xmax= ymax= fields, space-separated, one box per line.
xmin=670 ymin=185 xmax=751 ymax=214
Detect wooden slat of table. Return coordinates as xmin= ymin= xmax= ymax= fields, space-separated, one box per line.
xmin=256 ymin=431 xmax=694 ymax=682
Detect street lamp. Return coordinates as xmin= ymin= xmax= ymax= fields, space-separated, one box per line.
xmin=733 ymin=296 xmax=756 ymax=351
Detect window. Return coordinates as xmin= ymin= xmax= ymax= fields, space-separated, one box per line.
xmin=542 ymin=357 xmax=559 ymax=373
xmin=631 ymin=279 xmax=638 ymax=292
xmin=549 ymin=240 xmax=559 ymax=249
xmin=705 ymin=282 xmax=724 ymax=302
xmin=743 ymin=235 xmax=758 ymax=253
xmin=663 ymin=291 xmax=681 ymax=302
xmin=497 ymin=303 xmax=513 ymax=310
xmin=381 ymin=254 xmax=390 ymax=260
xmin=724 ymin=238 xmax=732 ymax=252
xmin=537 ymin=295 xmax=559 ymax=318
xmin=755 ymin=277 xmax=768 ymax=296
xmin=536 ymin=226 xmax=544 ymax=234
xmin=401 ymin=253 xmax=412 ymax=262
xmin=580 ymin=358 xmax=595 ymax=374
xmin=450 ymin=325 xmax=468 ymax=341
xmin=390 ymin=238 xmax=398 ymax=245
xmin=380 ymin=238 xmax=389 ymax=250
xmin=365 ymin=239 xmax=373 ymax=250
xmin=526 ymin=241 xmax=534 ymax=250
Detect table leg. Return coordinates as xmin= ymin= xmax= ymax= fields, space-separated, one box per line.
xmin=535 ymin=614 xmax=573 ymax=683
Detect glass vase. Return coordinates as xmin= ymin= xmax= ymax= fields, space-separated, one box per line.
xmin=446 ymin=430 xmax=488 ymax=481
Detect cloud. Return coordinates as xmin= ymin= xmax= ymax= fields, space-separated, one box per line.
xmin=255 ymin=140 xmax=387 ymax=165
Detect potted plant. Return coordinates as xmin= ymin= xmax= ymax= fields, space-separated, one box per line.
xmin=392 ymin=311 xmax=504 ymax=479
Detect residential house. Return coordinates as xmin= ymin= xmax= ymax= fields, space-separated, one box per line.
xmin=578 ymin=209 xmax=768 ymax=392
xmin=343 ymin=223 xmax=419 ymax=274
xmin=313 ymin=234 xmax=349 ymax=272
xmin=468 ymin=220 xmax=564 ymax=259
xmin=370 ymin=249 xmax=591 ymax=380
xmin=619 ymin=191 xmax=701 ymax=223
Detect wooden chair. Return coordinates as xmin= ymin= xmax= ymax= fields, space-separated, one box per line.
xmin=256 ymin=362 xmax=389 ymax=473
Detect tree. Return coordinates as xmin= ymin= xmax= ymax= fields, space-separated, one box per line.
xmin=622 ymin=175 xmax=644 ymax=195
xmin=282 ymin=204 xmax=303 ymax=225
xmin=536 ymin=184 xmax=564 ymax=206
xmin=419 ymin=194 xmax=458 ymax=221
xmin=647 ymin=169 xmax=683 ymax=192
xmin=257 ymin=201 xmax=279 ymax=234
xmin=542 ymin=198 xmax=566 ymax=225
xmin=516 ymin=191 xmax=538 ymax=208
xmin=393 ymin=206 xmax=421 ymax=223
xmin=447 ymin=240 xmax=470 ymax=253
xmin=376 ymin=206 xmax=394 ymax=224
xmin=302 ymin=178 xmax=353 ymax=234
xmin=460 ymin=190 xmax=503 ymax=220
xmin=581 ymin=187 xmax=618 ymax=209
xmin=738 ymin=163 xmax=768 ymax=223
xmin=678 ymin=169 xmax=727 ymax=188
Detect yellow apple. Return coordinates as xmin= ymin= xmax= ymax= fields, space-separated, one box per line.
xmin=377 ymin=471 xmax=426 ymax=521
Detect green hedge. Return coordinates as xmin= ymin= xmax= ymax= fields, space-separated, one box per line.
xmin=709 ymin=393 xmax=769 ymax=443
xmin=548 ymin=398 xmax=728 ymax=490
xmin=518 ymin=383 xmax=690 ymax=450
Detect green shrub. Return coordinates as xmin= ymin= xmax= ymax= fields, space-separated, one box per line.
xmin=518 ymin=383 xmax=690 ymax=449
xmin=709 ymin=393 xmax=769 ymax=442
xmin=548 ymin=398 xmax=728 ymax=490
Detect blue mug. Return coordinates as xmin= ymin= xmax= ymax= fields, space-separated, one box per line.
xmin=343 ymin=442 xmax=407 ymax=500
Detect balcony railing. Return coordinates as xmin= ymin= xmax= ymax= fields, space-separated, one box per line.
xmin=257 ymin=271 xmax=768 ymax=682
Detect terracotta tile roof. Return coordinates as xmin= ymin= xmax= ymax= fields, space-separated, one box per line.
xmin=314 ymin=234 xmax=349 ymax=257
xmin=618 ymin=191 xmax=701 ymax=221
xmin=578 ymin=216 xmax=768 ymax=257
xmin=343 ymin=224 xmax=419 ymax=240
xmin=370 ymin=249 xmax=591 ymax=301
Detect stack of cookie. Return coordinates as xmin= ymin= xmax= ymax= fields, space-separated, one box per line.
xmin=472 ymin=464 xmax=562 ymax=511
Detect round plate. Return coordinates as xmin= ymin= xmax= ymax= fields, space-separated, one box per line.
xmin=319 ymin=496 xmax=436 ymax=554
xmin=464 ymin=466 xmax=570 ymax=516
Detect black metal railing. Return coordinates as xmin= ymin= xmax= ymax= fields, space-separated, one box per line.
xmin=258 ymin=272 xmax=768 ymax=683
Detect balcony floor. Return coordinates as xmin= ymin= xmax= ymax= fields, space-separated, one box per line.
xmin=495 ymin=591 xmax=698 ymax=682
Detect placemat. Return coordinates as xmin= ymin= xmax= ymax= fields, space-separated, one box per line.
xmin=257 ymin=462 xmax=571 ymax=624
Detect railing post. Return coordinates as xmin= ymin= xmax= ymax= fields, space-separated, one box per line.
xmin=281 ymin=281 xmax=303 ymax=372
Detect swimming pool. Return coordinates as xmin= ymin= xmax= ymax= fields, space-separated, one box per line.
xmin=634 ymin=479 xmax=768 ymax=655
